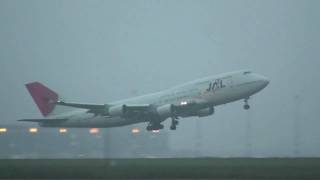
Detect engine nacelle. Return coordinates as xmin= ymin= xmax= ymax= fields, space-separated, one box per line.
xmin=196 ymin=107 xmax=214 ymax=117
xmin=156 ymin=104 xmax=174 ymax=118
xmin=108 ymin=104 xmax=127 ymax=117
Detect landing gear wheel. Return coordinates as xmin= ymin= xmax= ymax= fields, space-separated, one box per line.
xmin=170 ymin=117 xmax=179 ymax=130
xmin=243 ymin=98 xmax=250 ymax=110
xmin=146 ymin=124 xmax=164 ymax=131
xmin=158 ymin=124 xmax=164 ymax=129
xmin=244 ymin=104 xmax=250 ymax=110
xmin=146 ymin=126 xmax=152 ymax=131
xmin=170 ymin=125 xmax=176 ymax=130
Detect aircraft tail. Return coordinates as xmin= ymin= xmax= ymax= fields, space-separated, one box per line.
xmin=26 ymin=82 xmax=63 ymax=117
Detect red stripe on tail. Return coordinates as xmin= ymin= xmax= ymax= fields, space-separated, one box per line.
xmin=25 ymin=82 xmax=58 ymax=117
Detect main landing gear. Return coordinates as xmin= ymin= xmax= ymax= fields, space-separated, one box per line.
xmin=146 ymin=123 xmax=164 ymax=131
xmin=170 ymin=117 xmax=179 ymax=130
xmin=146 ymin=116 xmax=179 ymax=131
xmin=146 ymin=114 xmax=180 ymax=131
xmin=243 ymin=97 xmax=250 ymax=110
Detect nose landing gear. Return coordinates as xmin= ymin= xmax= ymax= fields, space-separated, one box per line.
xmin=243 ymin=98 xmax=250 ymax=110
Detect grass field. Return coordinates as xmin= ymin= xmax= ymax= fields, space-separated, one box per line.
xmin=0 ymin=158 xmax=320 ymax=179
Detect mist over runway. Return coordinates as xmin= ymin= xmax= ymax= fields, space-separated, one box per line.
xmin=0 ymin=0 xmax=320 ymax=161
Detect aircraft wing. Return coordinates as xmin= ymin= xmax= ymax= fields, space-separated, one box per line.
xmin=18 ymin=118 xmax=68 ymax=123
xmin=108 ymin=104 xmax=152 ymax=117
xmin=56 ymin=101 xmax=151 ymax=116
xmin=56 ymin=99 xmax=208 ymax=118
xmin=56 ymin=101 xmax=108 ymax=115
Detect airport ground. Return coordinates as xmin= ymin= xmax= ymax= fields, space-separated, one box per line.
xmin=0 ymin=158 xmax=320 ymax=179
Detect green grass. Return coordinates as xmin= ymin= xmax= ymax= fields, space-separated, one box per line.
xmin=0 ymin=158 xmax=320 ymax=179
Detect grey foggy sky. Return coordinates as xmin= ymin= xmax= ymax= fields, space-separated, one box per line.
xmin=0 ymin=0 xmax=320 ymax=157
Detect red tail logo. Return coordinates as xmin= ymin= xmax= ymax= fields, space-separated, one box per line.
xmin=25 ymin=82 xmax=58 ymax=117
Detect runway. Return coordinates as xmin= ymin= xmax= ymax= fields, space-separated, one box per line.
xmin=1 ymin=158 xmax=320 ymax=179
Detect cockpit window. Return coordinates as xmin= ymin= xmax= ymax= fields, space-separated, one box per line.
xmin=243 ymin=71 xmax=251 ymax=75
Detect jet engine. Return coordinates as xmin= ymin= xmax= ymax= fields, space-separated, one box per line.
xmin=195 ymin=107 xmax=214 ymax=117
xmin=108 ymin=105 xmax=127 ymax=117
xmin=156 ymin=104 xmax=175 ymax=118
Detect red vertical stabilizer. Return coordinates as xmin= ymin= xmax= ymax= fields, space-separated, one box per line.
xmin=25 ymin=82 xmax=58 ymax=117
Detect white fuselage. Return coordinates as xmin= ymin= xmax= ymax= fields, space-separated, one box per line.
xmin=40 ymin=70 xmax=269 ymax=128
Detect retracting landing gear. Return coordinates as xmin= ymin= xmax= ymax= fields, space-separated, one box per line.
xmin=170 ymin=117 xmax=179 ymax=130
xmin=243 ymin=97 xmax=250 ymax=110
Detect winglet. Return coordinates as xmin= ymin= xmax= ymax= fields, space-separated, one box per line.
xmin=25 ymin=82 xmax=59 ymax=117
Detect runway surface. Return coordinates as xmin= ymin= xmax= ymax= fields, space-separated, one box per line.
xmin=1 ymin=158 xmax=320 ymax=179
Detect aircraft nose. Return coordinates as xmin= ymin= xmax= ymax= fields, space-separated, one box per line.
xmin=256 ymin=74 xmax=270 ymax=88
xmin=261 ymin=76 xmax=270 ymax=85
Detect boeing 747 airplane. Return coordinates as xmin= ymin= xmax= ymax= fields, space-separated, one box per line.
xmin=19 ymin=70 xmax=269 ymax=131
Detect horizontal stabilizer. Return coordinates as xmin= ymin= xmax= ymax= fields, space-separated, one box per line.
xmin=17 ymin=118 xmax=67 ymax=123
